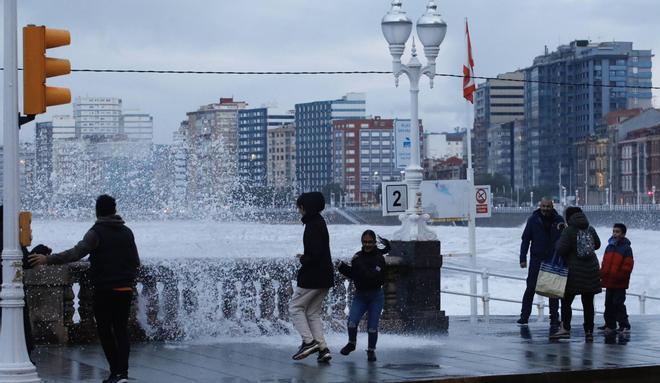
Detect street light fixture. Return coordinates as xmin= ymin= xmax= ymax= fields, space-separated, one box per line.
xmin=1 ymin=0 xmax=40 ymax=380
xmin=382 ymin=0 xmax=446 ymax=241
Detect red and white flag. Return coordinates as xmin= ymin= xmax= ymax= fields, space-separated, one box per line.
xmin=463 ymin=19 xmax=475 ymax=103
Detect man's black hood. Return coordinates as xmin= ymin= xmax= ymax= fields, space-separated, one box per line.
xmin=297 ymin=192 xmax=325 ymax=215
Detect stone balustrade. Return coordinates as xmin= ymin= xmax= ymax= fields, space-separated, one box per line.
xmin=23 ymin=258 xmax=352 ymax=344
xmin=22 ymin=242 xmax=445 ymax=345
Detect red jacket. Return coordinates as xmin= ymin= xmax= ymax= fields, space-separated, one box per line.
xmin=600 ymin=237 xmax=634 ymax=289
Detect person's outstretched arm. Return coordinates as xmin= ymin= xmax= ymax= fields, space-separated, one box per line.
xmin=29 ymin=229 xmax=99 ymax=266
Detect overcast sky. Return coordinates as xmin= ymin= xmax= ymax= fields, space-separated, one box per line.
xmin=2 ymin=0 xmax=659 ymax=144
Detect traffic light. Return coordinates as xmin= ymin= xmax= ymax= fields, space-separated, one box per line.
xmin=23 ymin=25 xmax=71 ymax=115
xmin=19 ymin=211 xmax=32 ymax=247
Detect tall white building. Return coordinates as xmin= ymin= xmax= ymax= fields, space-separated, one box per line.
xmin=172 ymin=130 xmax=188 ymax=208
xmin=122 ymin=113 xmax=154 ymax=143
xmin=51 ymin=115 xmax=76 ymax=139
xmin=73 ymin=96 xmax=123 ymax=138
xmin=423 ymin=131 xmax=465 ymax=160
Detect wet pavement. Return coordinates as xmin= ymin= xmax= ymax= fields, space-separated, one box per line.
xmin=32 ymin=316 xmax=660 ymax=382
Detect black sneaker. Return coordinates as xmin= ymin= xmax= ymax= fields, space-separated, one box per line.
xmin=585 ymin=331 xmax=594 ymax=343
xmin=618 ymin=325 xmax=631 ymax=334
xmin=367 ymin=349 xmax=377 ymax=362
xmin=292 ymin=340 xmax=319 ymax=360
xmin=516 ymin=318 xmax=528 ymax=325
xmin=340 ymin=342 xmax=356 ymax=356
xmin=603 ymin=327 xmax=618 ymax=336
xmin=317 ymin=348 xmax=332 ymax=363
xmin=597 ymin=324 xmax=607 ymax=331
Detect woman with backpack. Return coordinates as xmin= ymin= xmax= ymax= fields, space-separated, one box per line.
xmin=550 ymin=206 xmax=601 ymax=342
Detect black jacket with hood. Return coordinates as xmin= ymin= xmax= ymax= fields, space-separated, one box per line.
xmin=47 ymin=215 xmax=140 ymax=290
xmin=556 ymin=211 xmax=601 ymax=296
xmin=338 ymin=242 xmax=389 ymax=291
xmin=296 ymin=192 xmax=334 ymax=289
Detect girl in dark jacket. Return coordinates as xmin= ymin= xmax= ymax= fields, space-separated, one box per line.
xmin=338 ymin=230 xmax=389 ymax=362
xmin=550 ymin=206 xmax=601 ymax=342
xmin=289 ymin=192 xmax=335 ymax=363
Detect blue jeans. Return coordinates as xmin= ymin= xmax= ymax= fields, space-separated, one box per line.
xmin=348 ymin=288 xmax=384 ymax=332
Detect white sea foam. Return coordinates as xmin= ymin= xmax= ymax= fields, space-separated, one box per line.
xmin=32 ymin=220 xmax=660 ymax=317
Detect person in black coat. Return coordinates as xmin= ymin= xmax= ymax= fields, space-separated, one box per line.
xmin=30 ymin=195 xmax=140 ymax=383
xmin=549 ymin=206 xmax=601 ymax=342
xmin=338 ymin=229 xmax=389 ymax=362
xmin=518 ymin=198 xmax=565 ymax=328
xmin=288 ymin=192 xmax=334 ymax=363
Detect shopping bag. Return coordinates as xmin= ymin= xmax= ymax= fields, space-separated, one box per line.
xmin=535 ymin=253 xmax=568 ymax=299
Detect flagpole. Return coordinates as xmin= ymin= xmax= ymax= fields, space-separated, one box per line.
xmin=464 ymin=17 xmax=478 ymax=323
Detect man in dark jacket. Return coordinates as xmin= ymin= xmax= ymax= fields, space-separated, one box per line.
xmin=289 ymin=192 xmax=334 ymax=363
xmin=518 ymin=198 xmax=565 ymax=327
xmin=29 ymin=195 xmax=140 ymax=383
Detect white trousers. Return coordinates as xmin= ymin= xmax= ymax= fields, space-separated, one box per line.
xmin=289 ymin=287 xmax=329 ymax=349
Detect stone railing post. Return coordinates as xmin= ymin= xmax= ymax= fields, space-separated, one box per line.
xmin=380 ymin=240 xmax=447 ymax=333
xmin=23 ymin=265 xmax=72 ymax=344
xmin=68 ymin=262 xmax=97 ymax=343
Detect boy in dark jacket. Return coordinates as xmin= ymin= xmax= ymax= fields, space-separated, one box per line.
xmin=338 ymin=230 xmax=389 ymax=362
xmin=600 ymin=223 xmax=633 ymax=334
xmin=289 ymin=192 xmax=334 ymax=362
xmin=29 ymin=195 xmax=140 ymax=383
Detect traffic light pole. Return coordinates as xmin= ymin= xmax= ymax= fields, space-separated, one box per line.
xmin=0 ymin=0 xmax=41 ymax=381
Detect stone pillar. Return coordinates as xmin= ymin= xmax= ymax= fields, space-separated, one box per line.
xmin=380 ymin=240 xmax=448 ymax=333
xmin=23 ymin=265 xmax=72 ymax=344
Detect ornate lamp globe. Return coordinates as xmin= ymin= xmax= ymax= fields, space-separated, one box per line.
xmin=381 ymin=1 xmax=413 ymax=59
xmin=416 ymin=0 xmax=447 ymax=62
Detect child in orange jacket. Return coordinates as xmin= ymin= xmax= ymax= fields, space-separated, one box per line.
xmin=600 ymin=223 xmax=634 ymax=334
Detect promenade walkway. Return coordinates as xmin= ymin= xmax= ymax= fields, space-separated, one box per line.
xmin=33 ymin=316 xmax=660 ymax=382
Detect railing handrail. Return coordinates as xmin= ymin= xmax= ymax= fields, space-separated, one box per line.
xmin=494 ymin=204 xmax=660 ymax=214
xmin=441 ymin=262 xmax=659 ymax=321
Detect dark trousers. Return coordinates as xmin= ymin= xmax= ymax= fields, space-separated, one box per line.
xmin=93 ymin=289 xmax=132 ymax=376
xmin=561 ymin=292 xmax=595 ymax=332
xmin=604 ymin=288 xmax=629 ymax=329
xmin=521 ymin=259 xmax=559 ymax=323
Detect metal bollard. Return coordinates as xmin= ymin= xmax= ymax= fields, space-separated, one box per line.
xmin=535 ymin=295 xmax=545 ymax=321
xmin=481 ymin=269 xmax=490 ymax=323
xmin=640 ymin=291 xmax=647 ymax=315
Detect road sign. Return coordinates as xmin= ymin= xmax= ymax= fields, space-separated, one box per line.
xmin=475 ymin=185 xmax=492 ymax=218
xmin=382 ymin=182 xmax=408 ymax=216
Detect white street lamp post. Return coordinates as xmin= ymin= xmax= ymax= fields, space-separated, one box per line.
xmin=1 ymin=0 xmax=41 ymax=381
xmin=382 ymin=0 xmax=446 ymax=241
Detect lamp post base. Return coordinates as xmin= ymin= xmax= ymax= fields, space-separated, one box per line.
xmin=0 ymin=365 xmax=40 ymax=383
xmin=392 ymin=213 xmax=438 ymax=241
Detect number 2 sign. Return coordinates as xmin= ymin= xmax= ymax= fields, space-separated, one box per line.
xmin=382 ymin=183 xmax=408 ymax=216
